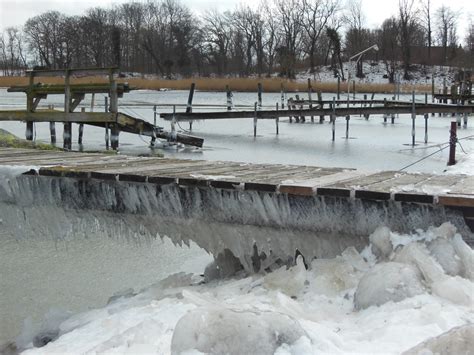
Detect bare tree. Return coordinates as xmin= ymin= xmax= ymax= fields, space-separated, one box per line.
xmin=377 ymin=17 xmax=399 ymax=83
xmin=420 ymin=0 xmax=432 ymax=60
xmin=301 ymin=0 xmax=340 ymax=73
xmin=435 ymin=5 xmax=459 ymax=65
xmin=398 ymin=0 xmax=418 ymax=79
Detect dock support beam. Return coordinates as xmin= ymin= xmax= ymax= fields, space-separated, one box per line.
xmin=345 ymin=115 xmax=350 ymax=139
xmin=308 ymin=78 xmax=314 ymax=123
xmin=78 ymin=107 xmax=85 ymax=145
xmin=63 ymin=122 xmax=72 ymax=150
xmin=331 ymin=97 xmax=336 ymax=141
xmin=257 ymin=83 xmax=262 ymax=110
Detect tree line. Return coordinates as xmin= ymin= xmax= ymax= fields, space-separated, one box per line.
xmin=0 ymin=0 xmax=473 ymax=81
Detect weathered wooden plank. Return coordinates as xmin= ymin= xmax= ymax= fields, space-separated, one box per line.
xmin=279 ymin=170 xmax=365 ymax=196
xmin=438 ymin=195 xmax=474 ymax=207
xmin=331 ymin=171 xmax=399 ymax=189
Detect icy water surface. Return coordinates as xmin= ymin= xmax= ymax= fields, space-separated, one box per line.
xmin=1 ymin=88 xmax=473 ymax=172
xmin=0 ymin=88 xmax=473 ymax=347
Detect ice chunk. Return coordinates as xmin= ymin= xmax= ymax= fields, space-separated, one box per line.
xmin=171 ymin=307 xmax=306 ymax=355
xmin=263 ymin=255 xmax=307 ymax=297
xmin=369 ymin=226 xmax=393 ymax=260
xmin=427 ymin=238 xmax=463 ymax=276
xmin=309 ymin=257 xmax=359 ymax=296
xmin=431 ymin=276 xmax=474 ymax=307
xmin=450 ymin=234 xmax=474 ymax=281
xmin=402 ymin=323 xmax=474 ymax=355
xmin=354 ymin=262 xmax=425 ymax=310
xmin=394 ymin=243 xmax=445 ymax=284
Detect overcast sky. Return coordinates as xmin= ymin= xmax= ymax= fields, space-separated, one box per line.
xmin=1 ymin=0 xmax=473 ymax=40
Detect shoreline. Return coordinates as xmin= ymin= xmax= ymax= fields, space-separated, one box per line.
xmin=0 ymin=76 xmax=432 ymax=94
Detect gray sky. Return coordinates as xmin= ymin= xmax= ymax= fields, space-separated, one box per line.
xmin=1 ymin=0 xmax=473 ymax=40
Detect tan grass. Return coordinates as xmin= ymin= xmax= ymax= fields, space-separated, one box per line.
xmin=0 ymin=76 xmax=432 ymax=94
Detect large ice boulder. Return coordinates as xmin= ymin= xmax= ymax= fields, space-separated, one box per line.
xmin=171 ymin=307 xmax=306 ymax=355
xmin=263 ymin=255 xmax=307 ymax=297
xmin=354 ymin=262 xmax=425 ymax=310
xmin=402 ymin=323 xmax=474 ymax=355
xmin=427 ymin=237 xmax=463 ymax=276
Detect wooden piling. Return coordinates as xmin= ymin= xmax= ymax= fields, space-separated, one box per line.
xmin=78 ymin=107 xmax=85 ymax=145
xmin=257 ymin=83 xmax=263 ymax=110
xmin=63 ymin=122 xmax=72 ymax=150
xmin=105 ymin=96 xmax=109 ymax=149
xmin=226 ymin=85 xmax=233 ymax=111
xmin=345 ymin=115 xmax=350 ymax=139
xmin=275 ymin=102 xmax=279 ymax=135
xmin=411 ymin=91 xmax=416 ymax=146
xmin=352 ymin=81 xmax=356 ymax=99
xmin=110 ymin=124 xmax=120 ymax=150
xmin=337 ymin=77 xmax=340 ymax=100
xmin=448 ymin=121 xmax=457 ymax=166
xmin=308 ymin=78 xmax=314 ymax=123
xmin=186 ymin=83 xmax=195 ymax=130
xmin=424 ymin=113 xmax=429 ymax=144
xmin=280 ymin=83 xmax=285 ymax=109
xmin=463 ymin=113 xmax=468 ymax=127
xmin=331 ymin=97 xmax=336 ymax=142
xmin=253 ymin=102 xmax=258 ymax=137
xmin=25 ymin=122 xmax=33 ymax=141
xmin=317 ymin=92 xmax=324 ymax=123
xmin=49 ymin=122 xmax=56 ymax=144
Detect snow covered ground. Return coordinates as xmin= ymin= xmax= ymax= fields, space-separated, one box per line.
xmin=299 ymin=61 xmax=458 ymax=87
xmin=13 ymin=222 xmax=473 ymax=355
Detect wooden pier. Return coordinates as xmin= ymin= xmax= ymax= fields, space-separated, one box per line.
xmin=0 ymin=68 xmax=203 ymax=149
xmin=1 ymin=147 xmax=472 ymax=241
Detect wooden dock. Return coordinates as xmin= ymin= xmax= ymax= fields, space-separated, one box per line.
xmin=1 ymin=147 xmax=473 ymax=239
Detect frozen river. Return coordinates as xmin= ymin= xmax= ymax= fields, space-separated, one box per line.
xmin=0 ymin=88 xmax=473 ymax=347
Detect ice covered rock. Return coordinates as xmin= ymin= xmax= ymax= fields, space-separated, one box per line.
xmin=170 ymin=307 xmax=306 ymax=355
xmin=369 ymin=226 xmax=393 ymax=260
xmin=204 ymin=249 xmax=244 ymax=282
xmin=402 ymin=323 xmax=474 ymax=355
xmin=428 ymin=237 xmax=463 ymax=276
xmin=263 ymin=255 xmax=307 ymax=297
xmin=354 ymin=262 xmax=425 ymax=310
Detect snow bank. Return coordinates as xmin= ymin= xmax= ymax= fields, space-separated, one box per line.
xmin=16 ymin=223 xmax=473 ymax=355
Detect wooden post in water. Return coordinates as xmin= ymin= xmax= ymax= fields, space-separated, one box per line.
xmin=151 ymin=105 xmax=157 ymax=147
xmin=337 ymin=76 xmax=340 ymax=100
xmin=331 ymin=97 xmax=336 ymax=141
xmin=63 ymin=69 xmax=72 ymax=150
xmin=383 ymin=98 xmax=387 ymax=123
xmin=352 ymin=81 xmax=356 ymax=99
xmin=345 ymin=115 xmax=350 ymax=139
xmin=104 ymin=96 xmax=109 ymax=150
xmin=275 ymin=102 xmax=279 ymax=135
xmin=110 ymin=124 xmax=119 ymax=150
xmin=253 ymin=102 xmax=258 ymax=137
xmin=186 ymin=83 xmax=195 ymax=130
xmin=317 ymin=91 xmax=324 ymax=123
xmin=463 ymin=113 xmax=468 ymax=128
xmin=257 ymin=83 xmax=263 ymax=110
xmin=411 ymin=90 xmax=416 ymax=146
xmin=288 ymin=98 xmax=293 ymax=123
xmin=78 ymin=107 xmax=85 ymax=145
xmin=448 ymin=121 xmax=457 ymax=166
xmin=25 ymin=73 xmax=34 ymax=141
xmin=307 ymin=78 xmax=314 ymax=123
xmin=424 ymin=113 xmax=429 ymax=144
xmin=226 ymin=85 xmax=233 ymax=111
xmin=109 ymin=69 xmax=119 ymax=150
xmin=294 ymin=95 xmax=300 ymax=123
xmin=363 ymin=94 xmax=368 ymax=119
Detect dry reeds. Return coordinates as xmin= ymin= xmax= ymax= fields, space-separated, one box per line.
xmin=0 ymin=76 xmax=432 ymax=94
